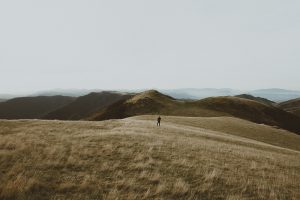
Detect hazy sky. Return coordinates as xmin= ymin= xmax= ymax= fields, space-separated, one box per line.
xmin=0 ymin=0 xmax=299 ymax=94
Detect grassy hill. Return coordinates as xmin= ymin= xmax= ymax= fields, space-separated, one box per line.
xmin=92 ymin=90 xmax=300 ymax=134
xmin=43 ymin=92 xmax=131 ymax=120
xmin=0 ymin=117 xmax=299 ymax=199
xmin=135 ymin=115 xmax=300 ymax=151
xmin=278 ymin=98 xmax=300 ymax=117
xmin=0 ymin=96 xmax=75 ymax=119
xmin=235 ymin=94 xmax=274 ymax=105
xmin=91 ymin=90 xmax=225 ymax=121
xmin=194 ymin=96 xmax=300 ymax=134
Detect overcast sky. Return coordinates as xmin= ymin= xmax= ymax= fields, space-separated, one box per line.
xmin=0 ymin=0 xmax=299 ymax=94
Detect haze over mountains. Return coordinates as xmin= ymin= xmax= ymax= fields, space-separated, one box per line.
xmin=2 ymin=88 xmax=300 ymax=102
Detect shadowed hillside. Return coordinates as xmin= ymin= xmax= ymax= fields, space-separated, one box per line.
xmin=195 ymin=96 xmax=300 ymax=134
xmin=90 ymin=90 xmax=184 ymax=120
xmin=43 ymin=92 xmax=132 ymax=120
xmin=278 ymin=98 xmax=300 ymax=117
xmin=0 ymin=96 xmax=75 ymax=119
xmin=92 ymin=90 xmax=300 ymax=134
xmin=235 ymin=94 xmax=274 ymax=105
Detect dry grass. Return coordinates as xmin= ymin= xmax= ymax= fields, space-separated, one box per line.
xmin=0 ymin=116 xmax=299 ymax=200
xmin=135 ymin=115 xmax=300 ymax=151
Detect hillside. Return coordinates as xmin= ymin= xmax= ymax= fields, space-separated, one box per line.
xmin=195 ymin=96 xmax=300 ymax=134
xmin=0 ymin=117 xmax=299 ymax=199
xmin=135 ymin=115 xmax=300 ymax=151
xmin=92 ymin=90 xmax=300 ymax=134
xmin=278 ymin=98 xmax=300 ymax=117
xmin=43 ymin=92 xmax=132 ymax=120
xmin=235 ymin=94 xmax=274 ymax=105
xmin=91 ymin=90 xmax=182 ymax=120
xmin=0 ymin=96 xmax=75 ymax=119
xmin=91 ymin=90 xmax=224 ymax=121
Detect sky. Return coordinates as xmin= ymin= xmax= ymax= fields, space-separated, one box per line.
xmin=0 ymin=0 xmax=299 ymax=94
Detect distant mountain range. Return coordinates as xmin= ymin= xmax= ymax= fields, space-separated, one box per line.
xmin=1 ymin=88 xmax=300 ymax=102
xmin=248 ymin=89 xmax=300 ymax=102
xmin=160 ymin=88 xmax=300 ymax=102
xmin=160 ymin=88 xmax=241 ymax=100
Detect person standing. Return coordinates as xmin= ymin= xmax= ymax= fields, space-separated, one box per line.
xmin=157 ymin=116 xmax=161 ymax=126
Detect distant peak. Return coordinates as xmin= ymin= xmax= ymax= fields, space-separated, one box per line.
xmin=126 ymin=90 xmax=173 ymax=104
xmin=142 ymin=90 xmax=160 ymax=95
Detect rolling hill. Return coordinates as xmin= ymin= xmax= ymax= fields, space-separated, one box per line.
xmin=278 ymin=98 xmax=300 ymax=117
xmin=91 ymin=90 xmax=196 ymax=120
xmin=43 ymin=91 xmax=132 ymax=120
xmin=0 ymin=96 xmax=75 ymax=119
xmin=194 ymin=96 xmax=300 ymax=134
xmin=235 ymin=94 xmax=274 ymax=105
xmin=91 ymin=90 xmax=300 ymax=134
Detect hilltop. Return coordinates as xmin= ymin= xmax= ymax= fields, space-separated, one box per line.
xmin=90 ymin=90 xmax=184 ymax=120
xmin=235 ymin=94 xmax=274 ymax=105
xmin=278 ymin=98 xmax=300 ymax=117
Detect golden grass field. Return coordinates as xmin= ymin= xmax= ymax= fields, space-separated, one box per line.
xmin=0 ymin=116 xmax=299 ymax=200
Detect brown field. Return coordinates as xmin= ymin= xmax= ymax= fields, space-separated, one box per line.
xmin=0 ymin=116 xmax=299 ymax=200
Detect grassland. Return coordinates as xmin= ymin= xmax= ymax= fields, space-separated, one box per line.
xmin=0 ymin=116 xmax=299 ymax=200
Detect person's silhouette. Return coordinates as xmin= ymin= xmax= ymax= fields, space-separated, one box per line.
xmin=157 ymin=116 xmax=161 ymax=126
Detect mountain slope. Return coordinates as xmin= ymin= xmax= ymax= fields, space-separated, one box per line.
xmin=194 ymin=96 xmax=300 ymax=134
xmin=0 ymin=96 xmax=75 ymax=119
xmin=235 ymin=94 xmax=274 ymax=105
xmin=91 ymin=90 xmax=300 ymax=134
xmin=278 ymin=98 xmax=300 ymax=117
xmin=90 ymin=90 xmax=176 ymax=120
xmin=133 ymin=115 xmax=300 ymax=151
xmin=43 ymin=92 xmax=132 ymax=120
